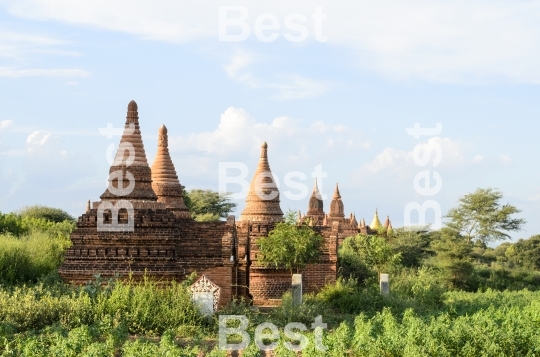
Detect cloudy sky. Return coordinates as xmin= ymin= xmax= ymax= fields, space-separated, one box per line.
xmin=0 ymin=1 xmax=539 ymax=242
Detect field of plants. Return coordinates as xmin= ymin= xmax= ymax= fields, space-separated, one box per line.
xmin=1 ymin=202 xmax=540 ymax=356
xmin=0 ymin=278 xmax=539 ymax=356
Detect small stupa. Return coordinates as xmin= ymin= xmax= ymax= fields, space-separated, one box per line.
xmin=151 ymin=124 xmax=190 ymax=218
xmin=370 ymin=209 xmax=383 ymax=230
xmin=306 ymin=178 xmax=325 ymax=221
xmin=239 ymin=142 xmax=284 ymax=223
xmin=328 ymin=183 xmax=345 ymax=218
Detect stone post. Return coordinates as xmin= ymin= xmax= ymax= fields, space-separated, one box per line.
xmin=380 ymin=273 xmax=389 ymax=295
xmin=292 ymin=274 xmax=302 ymax=306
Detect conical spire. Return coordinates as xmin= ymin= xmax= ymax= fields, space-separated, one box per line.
xmin=359 ymin=217 xmax=366 ymax=228
xmin=239 ymin=142 xmax=283 ymax=223
xmin=387 ymin=221 xmax=393 ymax=235
xmin=151 ymin=124 xmax=190 ymax=217
xmin=384 ymin=215 xmax=390 ymax=229
xmin=100 ymin=100 xmax=158 ymax=201
xmin=370 ymin=209 xmax=382 ymax=230
xmin=351 ymin=214 xmax=358 ymax=227
xmin=306 ymin=178 xmax=324 ymax=219
xmin=86 ymin=199 xmax=91 ymax=213
xmin=328 ymin=183 xmax=344 ymax=218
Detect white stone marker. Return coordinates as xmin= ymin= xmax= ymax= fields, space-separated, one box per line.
xmin=292 ymin=274 xmax=302 ymax=306
xmin=380 ymin=273 xmax=390 ymax=295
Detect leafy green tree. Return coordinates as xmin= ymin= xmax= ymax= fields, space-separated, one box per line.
xmin=388 ymin=228 xmax=433 ymax=267
xmin=17 ymin=205 xmax=74 ymax=223
xmin=429 ymin=228 xmax=474 ymax=290
xmin=446 ymin=188 xmax=525 ymax=244
xmin=183 ymin=189 xmax=237 ymax=222
xmin=340 ymin=233 xmax=401 ymax=278
xmin=505 ymin=235 xmax=540 ymax=270
xmin=256 ymin=211 xmax=324 ymax=275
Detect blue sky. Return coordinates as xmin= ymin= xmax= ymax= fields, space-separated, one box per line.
xmin=0 ymin=1 xmax=539 ymax=242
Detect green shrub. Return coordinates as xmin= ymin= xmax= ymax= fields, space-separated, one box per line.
xmin=391 ymin=266 xmax=447 ymax=309
xmin=0 ymin=231 xmax=70 ymax=284
xmin=317 ymin=278 xmax=385 ymax=315
xmin=0 ymin=277 xmax=203 ymax=335
xmin=18 ymin=205 xmax=75 ymax=223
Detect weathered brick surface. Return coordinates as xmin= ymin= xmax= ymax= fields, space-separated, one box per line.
xmin=58 ymin=100 xmax=391 ymax=309
xmin=59 ymin=209 xmax=236 ymax=308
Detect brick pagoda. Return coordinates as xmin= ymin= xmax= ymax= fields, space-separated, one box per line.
xmin=59 ymin=100 xmax=393 ymax=307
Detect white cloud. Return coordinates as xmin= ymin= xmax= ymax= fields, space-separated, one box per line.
xmin=223 ymin=51 xmax=329 ymax=99
xmin=18 ymin=131 xmax=97 ymax=193
xmin=473 ymin=154 xmax=484 ymax=163
xmin=500 ymin=154 xmax=511 ymax=163
xmin=0 ymin=29 xmax=68 ymax=59
xmin=529 ymin=193 xmax=540 ymax=202
xmin=4 ymin=1 xmax=540 ymax=83
xmin=0 ymin=68 xmax=91 ymax=78
xmin=26 ymin=131 xmax=51 ymax=146
xmin=0 ymin=120 xmax=13 ymax=130
xmin=359 ymin=137 xmax=466 ymax=179
xmin=223 ymin=50 xmax=256 ymax=79
xmin=168 ymin=106 xmax=369 ymax=174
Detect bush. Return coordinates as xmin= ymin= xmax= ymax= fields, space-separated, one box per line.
xmin=18 ymin=205 xmax=75 ymax=223
xmin=391 ymin=266 xmax=447 ymax=309
xmin=0 ymin=231 xmax=71 ymax=284
xmin=317 ymin=278 xmax=385 ymax=315
xmin=0 ymin=277 xmax=204 ymax=335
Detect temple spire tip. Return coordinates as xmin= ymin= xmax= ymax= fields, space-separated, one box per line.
xmin=127 ymin=100 xmax=138 ymax=112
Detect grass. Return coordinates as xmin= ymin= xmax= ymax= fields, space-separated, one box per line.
xmin=0 ymin=280 xmax=539 ymax=356
xmin=0 ymin=231 xmax=70 ymax=285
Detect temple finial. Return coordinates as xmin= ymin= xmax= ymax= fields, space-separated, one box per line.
xmin=127 ymin=100 xmax=138 ymax=112
xmin=158 ymin=124 xmax=167 ymax=135
xmin=333 ymin=183 xmax=341 ymax=199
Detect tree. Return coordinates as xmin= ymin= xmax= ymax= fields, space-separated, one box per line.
xmin=339 ymin=233 xmax=401 ymax=278
xmin=17 ymin=205 xmax=74 ymax=223
xmin=256 ymin=211 xmax=324 ymax=275
xmin=183 ymin=189 xmax=237 ymax=222
xmin=388 ymin=228 xmax=433 ymax=268
xmin=445 ymin=188 xmax=525 ymax=244
xmin=505 ymin=235 xmax=540 ymax=270
xmin=428 ymin=228 xmax=474 ymax=290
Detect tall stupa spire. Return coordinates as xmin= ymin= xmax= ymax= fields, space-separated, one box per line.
xmin=151 ymin=124 xmax=190 ymax=217
xmin=328 ymin=183 xmax=344 ymax=218
xmin=306 ymin=178 xmax=324 ymax=219
xmin=239 ymin=142 xmax=283 ymax=223
xmin=100 ymin=100 xmax=158 ymax=202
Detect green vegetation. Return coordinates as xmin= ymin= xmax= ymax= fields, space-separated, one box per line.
xmin=1 ymin=188 xmax=540 ymax=355
xmin=17 ymin=205 xmax=75 ymax=223
xmin=0 ymin=232 xmax=70 ymax=285
xmin=340 ymin=233 xmax=401 ymax=277
xmin=445 ymin=188 xmax=525 ymax=244
xmin=257 ymin=211 xmax=324 ymax=274
xmin=183 ymin=189 xmax=237 ymax=222
xmin=0 ymin=277 xmax=539 ymax=356
xmin=0 ymin=206 xmax=74 ymax=285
